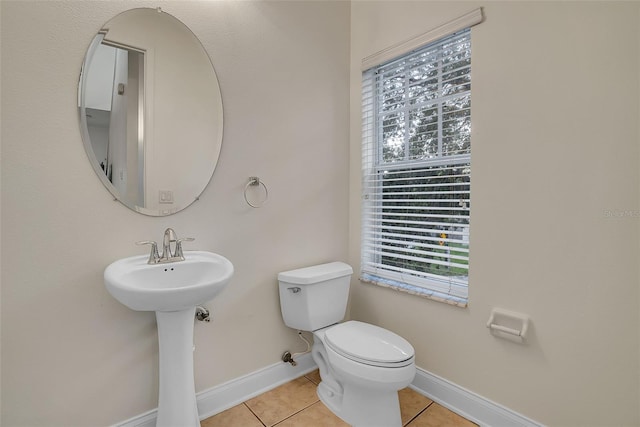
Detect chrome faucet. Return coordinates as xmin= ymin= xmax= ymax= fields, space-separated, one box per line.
xmin=162 ymin=228 xmax=178 ymax=261
xmin=136 ymin=228 xmax=194 ymax=264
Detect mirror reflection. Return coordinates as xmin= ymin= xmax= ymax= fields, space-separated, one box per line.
xmin=79 ymin=8 xmax=223 ymax=216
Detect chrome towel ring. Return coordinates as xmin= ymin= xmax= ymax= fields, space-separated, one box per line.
xmin=244 ymin=176 xmax=269 ymax=208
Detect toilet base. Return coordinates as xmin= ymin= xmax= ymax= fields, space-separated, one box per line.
xmin=317 ymin=379 xmax=402 ymax=427
xmin=317 ymin=381 xmax=343 ymax=419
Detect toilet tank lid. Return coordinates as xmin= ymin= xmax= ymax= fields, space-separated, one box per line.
xmin=278 ymin=262 xmax=353 ymax=285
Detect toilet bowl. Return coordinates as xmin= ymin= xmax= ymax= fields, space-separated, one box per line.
xmin=313 ymin=321 xmax=415 ymax=427
xmin=278 ymin=262 xmax=416 ymax=427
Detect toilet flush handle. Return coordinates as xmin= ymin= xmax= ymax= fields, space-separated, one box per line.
xmin=288 ymin=287 xmax=301 ymax=294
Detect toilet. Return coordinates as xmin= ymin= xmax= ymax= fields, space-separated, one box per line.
xmin=278 ymin=262 xmax=416 ymax=427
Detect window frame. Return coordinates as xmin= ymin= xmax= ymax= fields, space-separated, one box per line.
xmin=360 ymin=14 xmax=481 ymax=307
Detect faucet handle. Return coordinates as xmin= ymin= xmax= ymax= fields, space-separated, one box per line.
xmin=174 ymin=237 xmax=195 ymax=259
xmin=136 ymin=240 xmax=160 ymax=264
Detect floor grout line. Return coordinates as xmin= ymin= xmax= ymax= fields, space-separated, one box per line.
xmin=404 ymin=401 xmax=434 ymax=427
xmin=271 ymin=400 xmax=321 ymax=426
xmin=242 ymin=402 xmax=267 ymax=427
xmin=247 ymin=376 xmax=321 ymax=427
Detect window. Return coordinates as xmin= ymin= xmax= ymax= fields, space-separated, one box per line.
xmin=361 ymin=28 xmax=472 ymax=307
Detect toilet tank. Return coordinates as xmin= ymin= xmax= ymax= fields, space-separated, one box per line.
xmin=278 ymin=262 xmax=353 ymax=331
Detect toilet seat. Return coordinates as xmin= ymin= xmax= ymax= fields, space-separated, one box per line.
xmin=324 ymin=321 xmax=414 ymax=368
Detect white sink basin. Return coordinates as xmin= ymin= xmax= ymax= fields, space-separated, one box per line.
xmin=104 ymin=250 xmax=234 ymax=312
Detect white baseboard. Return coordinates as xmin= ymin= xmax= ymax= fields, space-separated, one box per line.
xmin=196 ymin=352 xmax=317 ymax=419
xmin=115 ymin=353 xmax=317 ymax=427
xmin=410 ymin=366 xmax=543 ymax=427
xmin=115 ymin=357 xmax=541 ymax=427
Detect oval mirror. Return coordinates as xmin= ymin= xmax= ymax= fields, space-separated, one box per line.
xmin=78 ymin=8 xmax=223 ymax=216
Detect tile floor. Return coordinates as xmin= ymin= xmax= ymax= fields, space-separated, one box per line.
xmin=201 ymin=370 xmax=477 ymax=427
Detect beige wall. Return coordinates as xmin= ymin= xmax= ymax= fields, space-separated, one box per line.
xmin=3 ymin=1 xmax=640 ymax=426
xmin=349 ymin=2 xmax=640 ymax=426
xmin=0 ymin=1 xmax=349 ymax=425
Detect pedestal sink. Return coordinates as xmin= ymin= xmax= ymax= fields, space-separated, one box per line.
xmin=104 ymin=250 xmax=233 ymax=426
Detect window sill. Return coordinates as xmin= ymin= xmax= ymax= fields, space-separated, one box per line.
xmin=360 ymin=274 xmax=468 ymax=308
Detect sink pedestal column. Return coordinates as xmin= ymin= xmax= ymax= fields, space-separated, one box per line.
xmin=155 ymin=307 xmax=200 ymax=427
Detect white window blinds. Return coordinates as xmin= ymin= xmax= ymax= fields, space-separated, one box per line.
xmin=361 ymin=28 xmax=472 ymax=307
